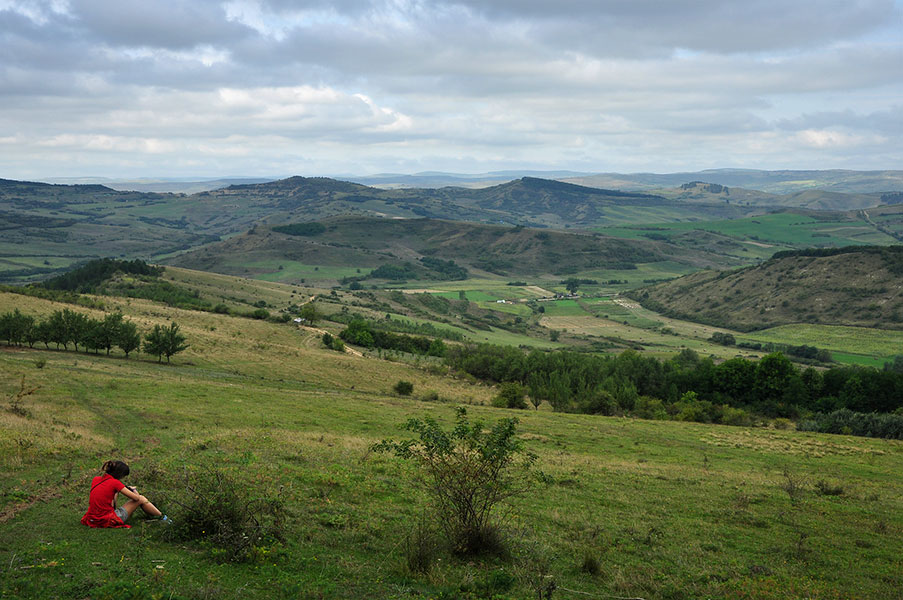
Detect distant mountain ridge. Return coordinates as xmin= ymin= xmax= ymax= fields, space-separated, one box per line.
xmin=564 ymin=169 xmax=903 ymax=195
xmin=2 ymin=173 xmax=902 ymax=283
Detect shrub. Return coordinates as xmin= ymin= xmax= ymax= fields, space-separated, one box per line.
xmin=492 ymin=382 xmax=528 ymax=409
xmin=815 ymin=480 xmax=844 ymax=496
xmin=394 ymin=380 xmax=414 ymax=396
xmin=373 ymin=407 xmax=535 ymax=556
xmin=403 ymin=513 xmax=440 ymax=574
xmin=580 ymin=552 xmax=602 ymax=576
xmin=163 ymin=465 xmax=284 ymax=563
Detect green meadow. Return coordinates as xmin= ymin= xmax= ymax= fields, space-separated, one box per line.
xmin=598 ymin=213 xmax=898 ymax=259
xmin=2 ymin=288 xmax=901 ymax=600
xmin=741 ymin=324 xmax=903 ymax=365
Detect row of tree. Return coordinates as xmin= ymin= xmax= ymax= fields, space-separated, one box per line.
xmin=0 ymin=308 xmax=188 ymax=363
xmin=340 ymin=319 xmax=447 ymax=357
xmin=445 ymin=344 xmax=903 ymax=422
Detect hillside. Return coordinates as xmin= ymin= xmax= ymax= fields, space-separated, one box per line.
xmin=2 ymin=281 xmax=902 ymax=599
xmin=4 ymin=174 xmax=902 ymax=284
xmin=167 ymin=216 xmax=736 ymax=281
xmin=654 ymin=181 xmax=888 ymax=211
xmin=630 ymin=246 xmax=903 ymax=331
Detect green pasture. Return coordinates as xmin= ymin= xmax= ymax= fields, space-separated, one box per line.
xmin=741 ymin=324 xmax=903 ymax=360
xmin=540 ymin=299 xmax=587 ymax=316
xmin=829 ymin=352 xmax=889 ymax=369
xmin=598 ymin=213 xmax=896 ymax=252
xmin=476 ymin=300 xmax=532 ymax=317
xmin=581 ymin=298 xmax=663 ymax=329
xmin=227 ymin=260 xmax=364 ymax=283
xmin=2 ymin=290 xmax=901 ymax=600
xmin=435 ymin=290 xmax=499 ymax=302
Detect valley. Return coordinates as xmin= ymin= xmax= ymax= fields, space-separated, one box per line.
xmin=2 ymin=169 xmax=903 ymax=600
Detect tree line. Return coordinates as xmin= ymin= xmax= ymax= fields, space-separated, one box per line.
xmin=340 ymin=319 xmax=447 ymax=357
xmin=0 ymin=308 xmax=188 ymax=363
xmin=445 ymin=344 xmax=903 ymax=436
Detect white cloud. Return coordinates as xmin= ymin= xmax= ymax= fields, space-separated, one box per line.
xmin=0 ymin=0 xmax=900 ymax=177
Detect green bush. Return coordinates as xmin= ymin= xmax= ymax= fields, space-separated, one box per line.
xmin=492 ymin=382 xmax=527 ymax=409
xmin=163 ymin=465 xmax=284 ymax=563
xmin=394 ymin=380 xmax=414 ymax=396
xmin=373 ymin=407 xmax=535 ymax=556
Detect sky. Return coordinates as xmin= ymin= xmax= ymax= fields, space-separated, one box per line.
xmin=0 ymin=0 xmax=901 ymax=179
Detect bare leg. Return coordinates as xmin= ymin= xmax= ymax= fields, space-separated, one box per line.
xmin=121 ymin=498 xmax=163 ymax=518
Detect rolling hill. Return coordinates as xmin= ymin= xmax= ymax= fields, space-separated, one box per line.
xmin=167 ymin=215 xmax=738 ymax=281
xmin=4 ymin=174 xmax=902 ymax=284
xmin=630 ymin=246 xmax=903 ymax=331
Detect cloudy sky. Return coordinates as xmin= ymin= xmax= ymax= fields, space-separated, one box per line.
xmin=1 ymin=0 xmax=901 ymax=179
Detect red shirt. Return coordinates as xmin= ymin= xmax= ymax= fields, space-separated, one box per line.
xmin=81 ymin=474 xmax=130 ymax=528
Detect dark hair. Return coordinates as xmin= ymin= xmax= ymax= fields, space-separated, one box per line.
xmin=102 ymin=460 xmax=130 ymax=479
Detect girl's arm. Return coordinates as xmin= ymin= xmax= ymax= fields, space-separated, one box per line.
xmin=119 ymin=486 xmax=150 ymax=505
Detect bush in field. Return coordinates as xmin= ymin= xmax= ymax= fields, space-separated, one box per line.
xmin=709 ymin=332 xmax=736 ymax=346
xmin=322 ymin=332 xmax=345 ymax=352
xmin=163 ymin=465 xmax=284 ymax=563
xmin=394 ymin=380 xmax=414 ymax=396
xmin=373 ymin=407 xmax=535 ymax=556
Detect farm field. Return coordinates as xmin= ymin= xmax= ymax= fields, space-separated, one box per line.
xmin=741 ymin=324 xmax=903 ymax=363
xmin=2 ymin=289 xmax=902 ymax=600
xmin=224 ymin=260 xmax=365 ymax=284
xmin=597 ymin=213 xmax=897 ymax=261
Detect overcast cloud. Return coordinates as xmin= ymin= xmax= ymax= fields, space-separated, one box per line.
xmin=0 ymin=0 xmax=900 ymax=178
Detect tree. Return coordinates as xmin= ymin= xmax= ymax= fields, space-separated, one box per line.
xmin=754 ymin=352 xmax=797 ymax=416
xmin=95 ymin=313 xmax=124 ymax=355
xmin=299 ymin=303 xmax=321 ymax=324
xmin=144 ymin=322 xmax=188 ymax=363
xmin=144 ymin=325 xmax=167 ymax=362
xmin=34 ymin=319 xmax=54 ymax=349
xmin=82 ymin=318 xmax=105 ymax=354
xmin=373 ymin=408 xmax=535 ymax=555
xmin=709 ymin=332 xmax=736 ymax=346
xmin=60 ymin=309 xmax=89 ymax=352
xmin=427 ymin=338 xmax=447 ymax=357
xmin=493 ymin=382 xmax=527 ymax=409
xmin=117 ymin=320 xmax=141 ymax=358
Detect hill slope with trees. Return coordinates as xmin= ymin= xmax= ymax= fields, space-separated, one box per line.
xmin=168 ymin=216 xmax=737 ymax=279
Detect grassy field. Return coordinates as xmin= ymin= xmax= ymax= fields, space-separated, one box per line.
xmin=741 ymin=325 xmax=903 ymax=364
xmin=599 ymin=213 xmax=893 ymax=247
xmin=596 ymin=213 xmax=897 ymax=265
xmin=2 ymin=289 xmax=902 ymax=600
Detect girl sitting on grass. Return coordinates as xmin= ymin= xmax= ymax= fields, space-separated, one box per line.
xmin=81 ymin=460 xmax=170 ymax=528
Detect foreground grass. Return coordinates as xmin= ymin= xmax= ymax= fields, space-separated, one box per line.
xmin=1 ymin=292 xmax=902 ymax=599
